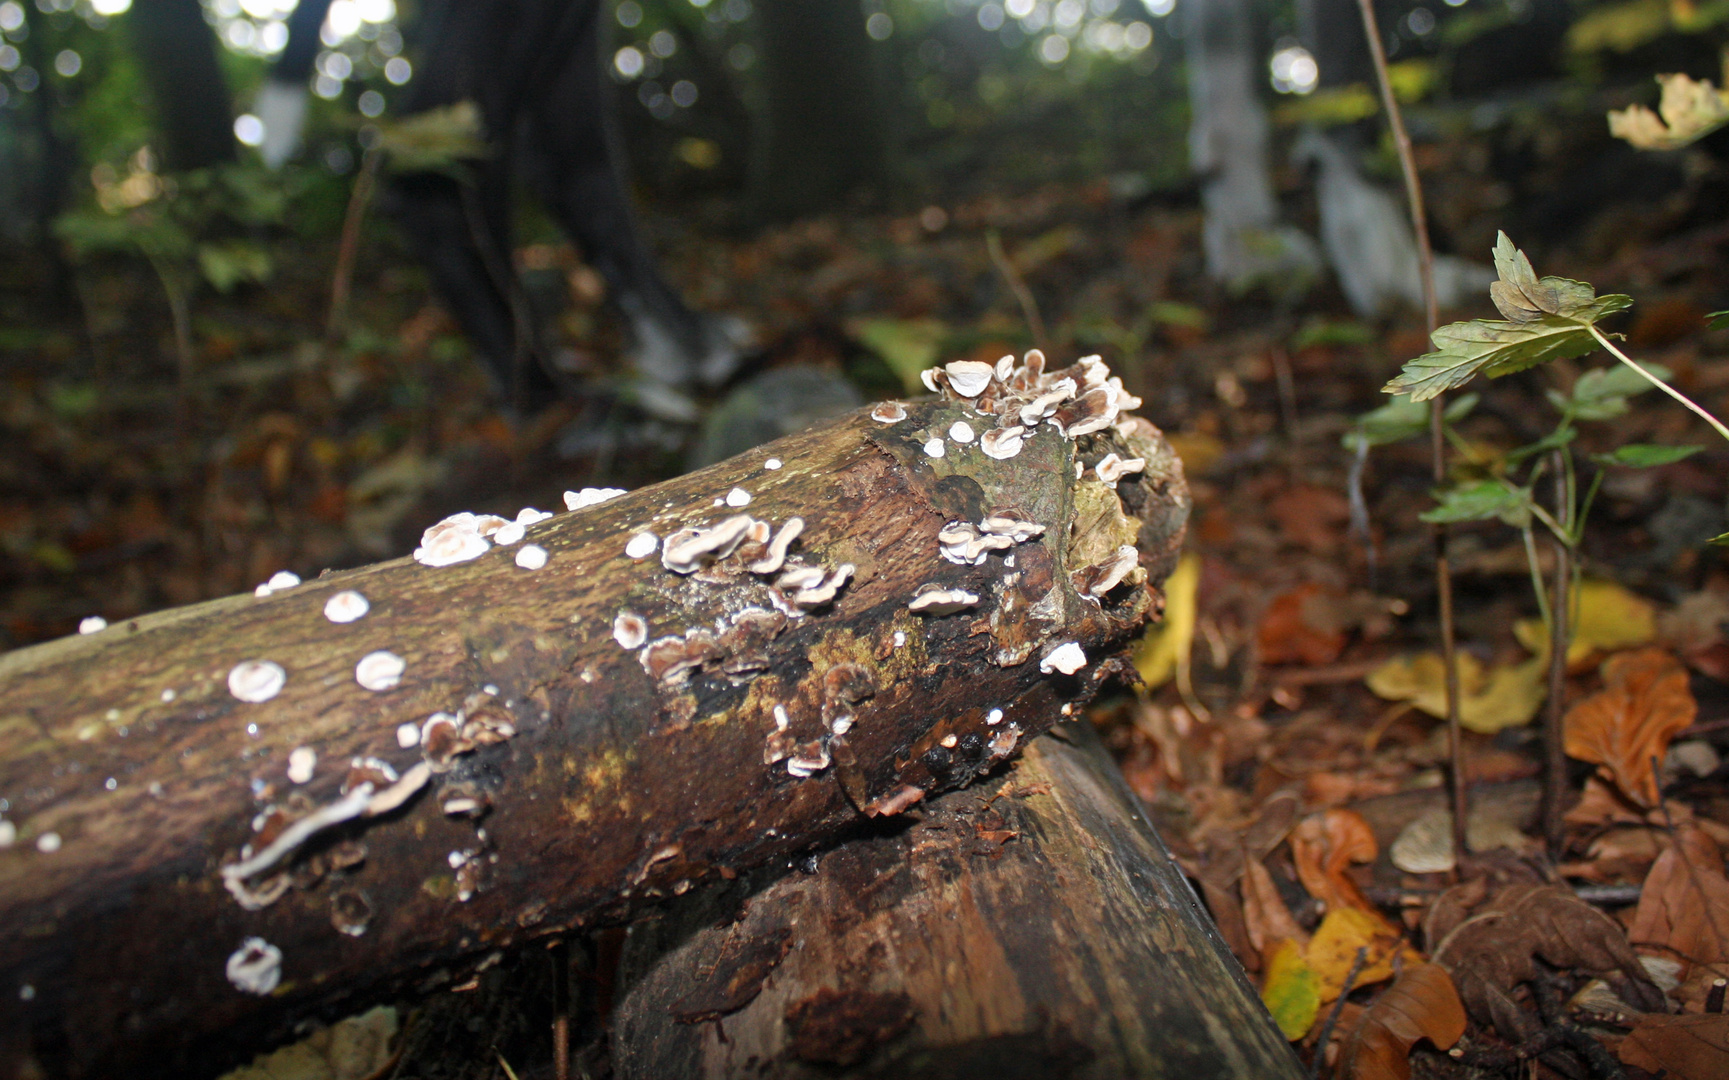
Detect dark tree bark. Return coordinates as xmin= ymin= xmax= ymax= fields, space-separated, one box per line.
xmin=749 ymin=0 xmax=885 ymax=221
xmin=128 ymin=0 xmax=237 ymax=171
xmin=613 ymin=722 xmax=1303 ymax=1079
xmin=0 ymin=390 xmax=1187 ymax=1079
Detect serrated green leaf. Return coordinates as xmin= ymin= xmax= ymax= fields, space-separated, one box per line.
xmin=1591 ymin=443 xmax=1704 ymax=468
xmin=1709 ymin=531 xmax=1729 ymax=548
xmin=1421 ymin=479 xmax=1531 ymax=527
xmin=1385 ymin=301 xmax=1631 ymax=401
xmin=1707 ymin=310 xmax=1729 ymax=331
xmin=1549 ymin=362 xmax=1670 ymax=421
xmin=1487 ymin=231 xmax=1602 ymax=323
xmin=1344 ymin=394 xmax=1429 ymax=450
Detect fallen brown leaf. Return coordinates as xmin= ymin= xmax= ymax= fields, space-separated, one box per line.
xmin=1427 ymin=882 xmax=1659 ymax=1039
xmin=1563 ymin=647 xmax=1696 ymax=808
xmin=1630 ymin=823 xmax=1729 ymax=977
xmin=1615 ymin=1012 xmax=1729 ymax=1079
xmin=1292 ymin=809 xmax=1381 ymax=918
xmin=1258 ymin=583 xmax=1348 ymax=667
xmin=1338 ymin=962 xmax=1467 ymax=1080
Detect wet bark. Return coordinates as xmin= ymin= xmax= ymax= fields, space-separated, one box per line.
xmin=612 ymin=722 xmax=1302 ymax=1080
xmin=0 ymin=398 xmax=1187 ymax=1079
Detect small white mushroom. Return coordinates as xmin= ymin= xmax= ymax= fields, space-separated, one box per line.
xmin=516 ymin=507 xmax=553 ymax=525
xmin=471 ymin=514 xmax=511 ymax=538
xmin=725 ymin=487 xmax=753 ymax=508
xmin=564 ymin=487 xmax=628 ymax=511
xmin=414 ymin=513 xmax=490 ymax=567
xmin=625 ymin=532 xmax=659 ymax=559
xmin=937 ymin=521 xmax=1014 ymax=565
xmin=893 ymin=631 xmax=906 ymax=647
xmin=78 ymin=616 xmax=106 ymax=635
xmin=1080 ymin=545 xmax=1141 ymax=597
xmin=396 ymin=721 xmax=421 ymax=748
xmin=923 ymin=438 xmax=945 ymax=459
xmin=254 ymin=583 xmax=275 ymax=597
xmin=979 ymin=425 xmax=1025 ymax=460
xmin=323 ymin=590 xmax=370 ymax=623
xmin=987 ymin=708 xmax=1004 ymax=725
xmin=764 ymin=457 xmax=783 ymax=470
xmin=286 ymin=747 xmax=317 ymax=785
xmin=613 ymin=611 xmax=649 ymax=650
xmin=944 ymin=360 xmax=996 ymax=398
xmin=870 ymin=401 xmax=907 ymax=424
xmin=919 ymin=368 xmax=943 ymax=393
xmin=661 ymin=514 xmax=757 ymax=573
xmin=747 ymin=517 xmax=804 ymax=575
xmin=775 ymin=564 xmax=828 ymax=592
xmin=355 ymin=651 xmax=405 ymax=692
xmin=0 ymin=821 xmax=14 ymax=848
xmin=36 ymin=832 xmax=61 ymax=854
xmin=949 ymin=421 xmax=975 ymax=444
xmin=1093 ymin=452 xmax=1147 ymax=486
xmin=994 ymin=354 xmax=1015 ymax=381
xmin=161 ymin=688 xmax=177 ymax=702
xmin=515 ymin=544 xmax=548 ymax=570
xmin=979 ymin=513 xmax=1045 ymax=543
xmin=1018 ymin=378 xmax=1077 ymax=426
xmin=266 ymin=571 xmax=301 ymax=591
xmin=1039 ymin=642 xmax=1087 ymax=675
xmin=225 ymin=937 xmax=282 ymax=996
xmin=492 ymin=522 xmax=526 ymax=546
xmin=789 ymin=563 xmax=854 ymax=608
xmin=908 ymin=586 xmax=980 ymax=615
xmin=228 ymin=660 xmax=287 ymax=704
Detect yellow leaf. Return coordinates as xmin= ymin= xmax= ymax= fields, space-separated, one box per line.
xmin=1609 ymin=71 xmax=1729 ymax=151
xmin=1134 ymin=552 xmax=1199 ymax=689
xmin=1365 ymin=651 xmax=1546 ymax=734
xmin=1163 ymin=431 xmax=1224 ymax=476
xmin=1513 ymin=579 xmax=1657 ymax=664
xmin=1261 ymin=938 xmax=1323 ymax=1041
xmin=1307 ymin=908 xmax=1421 ymax=1003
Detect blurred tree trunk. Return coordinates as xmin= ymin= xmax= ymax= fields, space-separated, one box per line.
xmin=129 ymin=0 xmax=236 ymax=170
xmin=749 ymin=0 xmax=884 ymax=221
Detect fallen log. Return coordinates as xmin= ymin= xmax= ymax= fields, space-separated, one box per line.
xmin=613 ymin=721 xmax=1303 ymax=1079
xmin=0 ymin=352 xmax=1188 ymax=1078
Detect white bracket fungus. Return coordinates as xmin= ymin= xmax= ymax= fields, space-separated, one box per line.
xmin=979 ymin=425 xmax=1026 ymax=460
xmin=870 ymin=401 xmax=907 ymax=424
xmin=908 ymin=586 xmax=980 ymax=615
xmin=661 ymin=514 xmax=757 ymax=574
xmin=228 ymin=660 xmax=287 ymax=704
xmin=564 ymin=487 xmax=628 ymax=511
xmin=1092 ymin=452 xmax=1146 ymax=486
xmin=624 ymin=532 xmax=659 ymax=560
xmin=949 ymin=421 xmax=975 ymax=443
xmin=225 ymin=938 xmax=283 ymax=996
xmin=746 ymin=517 xmax=803 ymax=575
xmin=396 ymin=721 xmax=420 ymax=748
xmin=492 ymin=521 xmax=526 ymax=546
xmin=786 ymin=741 xmax=832 ymax=777
xmin=1075 ymin=545 xmax=1141 ymax=597
xmin=979 ymin=512 xmax=1046 ymax=544
xmin=286 ymin=747 xmax=317 ymax=785
xmin=613 ymin=611 xmax=649 ymax=650
xmin=414 ymin=513 xmax=491 ymax=567
xmin=764 ymin=457 xmax=783 ymax=470
xmin=943 ymin=360 xmax=995 ymax=398
xmin=355 ymin=651 xmax=405 ymax=692
xmin=922 ymin=438 xmax=945 ymax=458
xmin=937 ymin=522 xmax=1015 ymax=565
xmin=77 ymin=616 xmax=106 ymax=635
xmin=987 ymin=708 xmax=1004 ymax=725
xmin=725 ymin=487 xmax=752 ymax=508
xmin=514 ymin=544 xmax=548 ymax=570
xmin=1039 ymin=642 xmax=1088 ymax=675
xmin=323 ymin=590 xmax=370 ymax=623
xmin=516 ymin=507 xmax=553 ymax=525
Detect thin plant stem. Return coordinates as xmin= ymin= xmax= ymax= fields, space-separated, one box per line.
xmin=1521 ymin=524 xmax=1551 ymax=632
xmin=1589 ymin=325 xmax=1729 ymax=444
xmin=1354 ymin=0 xmax=1466 ymax=874
xmin=326 ymin=146 xmax=382 ymax=348
xmin=143 ymin=246 xmax=195 ymax=394
xmin=1543 ymin=452 xmax=1572 ymax=855
xmin=986 ymin=229 xmax=1047 ymax=352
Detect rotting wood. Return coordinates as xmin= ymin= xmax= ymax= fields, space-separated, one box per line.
xmin=612 ymin=722 xmax=1303 ymax=1080
xmin=0 ymin=352 xmax=1188 ymax=1079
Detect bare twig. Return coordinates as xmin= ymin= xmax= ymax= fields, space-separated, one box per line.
xmin=1543 ymin=457 xmax=1573 ymax=855
xmin=1352 ymin=0 xmax=1466 ymax=875
xmin=986 ymin=229 xmax=1047 ymax=352
xmin=1310 ymin=945 xmax=1369 ymax=1079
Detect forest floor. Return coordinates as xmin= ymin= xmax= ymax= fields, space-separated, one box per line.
xmin=5 ymin=123 xmax=1729 ymax=1077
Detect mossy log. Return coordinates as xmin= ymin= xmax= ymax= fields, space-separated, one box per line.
xmin=612 ymin=722 xmax=1302 ymax=1080
xmin=0 ymin=386 xmax=1187 ymax=1079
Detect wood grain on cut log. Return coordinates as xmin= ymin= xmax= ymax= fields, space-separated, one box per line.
xmin=0 ymin=353 xmax=1188 ymax=1079
xmin=614 ymin=722 xmax=1303 ymax=1079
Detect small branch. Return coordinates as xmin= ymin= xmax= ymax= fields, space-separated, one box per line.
xmin=1589 ymin=325 xmax=1729 ymax=444
xmin=1543 ymin=457 xmax=1572 ymax=856
xmin=326 ymin=146 xmax=383 ymax=349
xmin=986 ymin=229 xmax=1047 ymax=352
xmin=1310 ymin=946 xmax=1369 ymax=1079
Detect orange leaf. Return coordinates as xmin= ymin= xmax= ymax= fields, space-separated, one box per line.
xmin=1292 ymin=809 xmax=1381 ymax=917
xmin=1630 ymin=823 xmax=1729 ymax=977
xmin=1243 ymin=855 xmax=1309 ymax=958
xmin=1257 ymin=584 xmax=1348 ymax=667
xmin=1615 ymin=1013 xmax=1729 ymax=1079
xmin=1563 ymin=648 xmax=1695 ymax=807
xmin=1339 ymin=963 xmax=1467 ymax=1080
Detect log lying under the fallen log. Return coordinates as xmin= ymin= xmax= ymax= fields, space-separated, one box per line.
xmin=612 ymin=722 xmax=1303 ymax=1079
xmin=0 ymin=352 xmax=1188 ymax=1079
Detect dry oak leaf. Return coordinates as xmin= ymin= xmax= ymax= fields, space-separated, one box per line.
xmin=1427 ymin=882 xmax=1658 ymax=1039
xmin=1615 ymin=1012 xmax=1729 ymax=1080
xmin=1292 ymin=809 xmax=1383 ymax=919
xmin=1243 ymin=854 xmax=1310 ymax=956
xmin=1629 ymin=823 xmax=1729 ymax=976
xmin=1338 ymin=962 xmax=1467 ymax=1080
xmin=1564 ymin=647 xmax=1696 ymax=808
